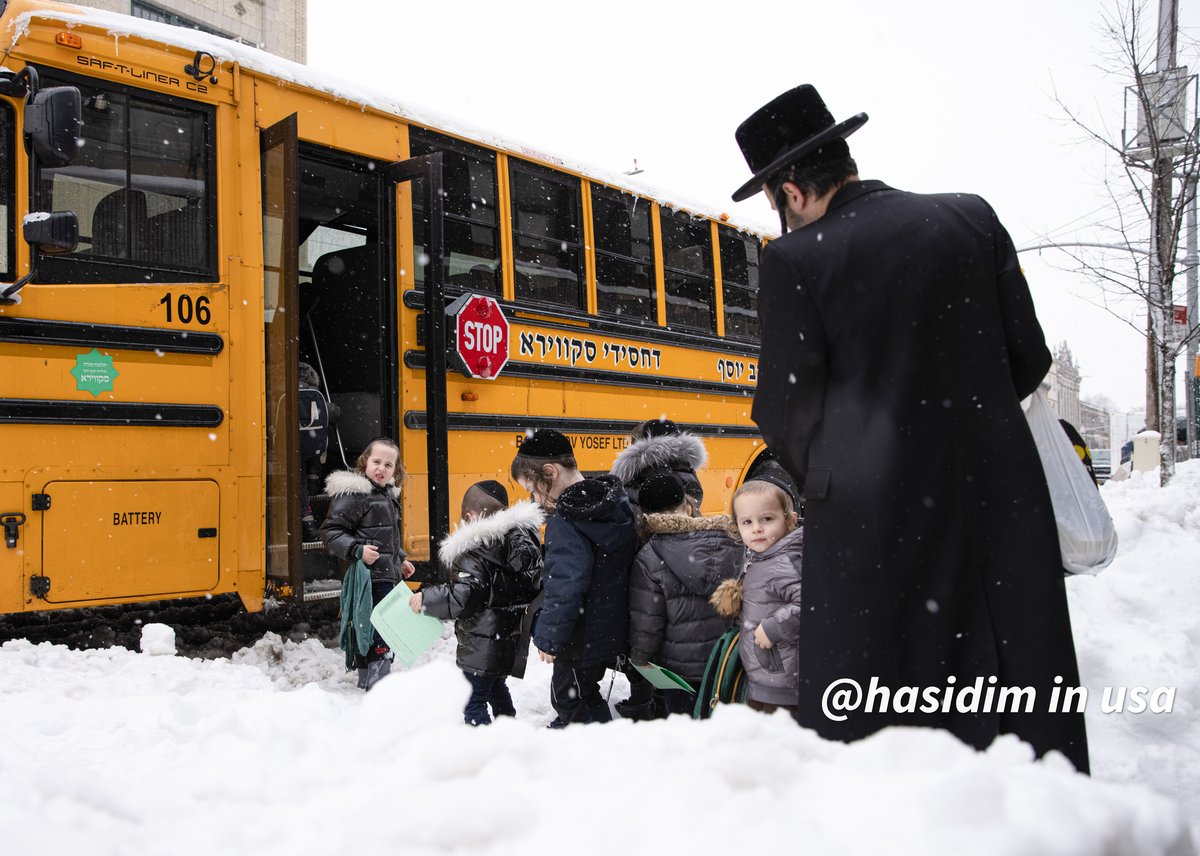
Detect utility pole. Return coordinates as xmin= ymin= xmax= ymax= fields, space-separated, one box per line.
xmin=1147 ymin=0 xmax=1179 ymax=481
xmin=1187 ymin=173 xmax=1197 ymax=458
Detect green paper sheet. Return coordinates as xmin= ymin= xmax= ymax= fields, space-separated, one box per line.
xmin=370 ymin=584 xmax=445 ymax=669
xmin=632 ymin=661 xmax=696 ymax=693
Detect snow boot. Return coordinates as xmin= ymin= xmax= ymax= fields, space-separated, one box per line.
xmin=363 ymin=657 xmax=391 ymax=690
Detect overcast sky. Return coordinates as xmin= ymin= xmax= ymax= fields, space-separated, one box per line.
xmin=307 ymin=0 xmax=1200 ymax=414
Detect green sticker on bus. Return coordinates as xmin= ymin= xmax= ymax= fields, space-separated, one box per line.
xmin=71 ymin=349 xmax=118 ymax=397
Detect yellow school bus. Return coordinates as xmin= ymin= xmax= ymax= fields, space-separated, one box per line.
xmin=0 ymin=0 xmax=771 ymax=615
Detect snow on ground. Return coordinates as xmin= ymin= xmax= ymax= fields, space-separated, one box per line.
xmin=2 ymin=465 xmax=1199 ymax=855
xmin=1069 ymin=462 xmax=1200 ymax=839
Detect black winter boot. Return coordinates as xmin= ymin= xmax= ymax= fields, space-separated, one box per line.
xmin=363 ymin=657 xmax=391 ymax=690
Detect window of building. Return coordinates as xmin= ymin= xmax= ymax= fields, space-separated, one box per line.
xmin=0 ymin=102 xmax=13 ymax=281
xmin=131 ymin=1 xmax=235 ymax=39
xmin=718 ymin=225 xmax=760 ymax=341
xmin=660 ymin=208 xmax=715 ymax=333
xmin=510 ymin=159 xmax=584 ymax=309
xmin=591 ymin=185 xmax=655 ymax=323
xmin=409 ymin=128 xmax=500 ymax=295
xmin=35 ymin=72 xmax=215 ymax=283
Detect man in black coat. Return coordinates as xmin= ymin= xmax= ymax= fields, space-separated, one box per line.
xmin=731 ymin=85 xmax=1089 ymax=772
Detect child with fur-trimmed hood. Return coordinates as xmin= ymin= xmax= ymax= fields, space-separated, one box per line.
xmin=610 ymin=418 xmax=707 ymax=514
xmin=408 ymin=481 xmax=544 ymax=726
xmin=320 ymin=437 xmax=414 ymax=689
xmin=628 ymin=470 xmax=743 ymax=716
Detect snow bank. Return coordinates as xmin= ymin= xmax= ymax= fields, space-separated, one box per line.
xmin=1069 ymin=462 xmax=1200 ymax=842
xmin=0 ymin=636 xmax=1192 ymax=854
xmin=3 ymin=466 xmax=1200 ymax=854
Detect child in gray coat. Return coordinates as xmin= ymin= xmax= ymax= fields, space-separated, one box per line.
xmin=712 ymin=476 xmax=803 ymax=717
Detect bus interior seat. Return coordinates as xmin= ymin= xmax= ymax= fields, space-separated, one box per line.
xmin=147 ymin=201 xmax=205 ymax=268
xmin=92 ymin=188 xmax=149 ymax=258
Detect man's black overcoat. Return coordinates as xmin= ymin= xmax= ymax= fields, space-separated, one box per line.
xmin=752 ymin=180 xmax=1089 ymax=772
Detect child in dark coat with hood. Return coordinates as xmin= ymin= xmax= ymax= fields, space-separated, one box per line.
xmin=320 ymin=437 xmax=415 ymax=690
xmin=628 ymin=470 xmax=743 ymax=717
xmin=513 ymin=428 xmax=639 ymax=728
xmin=408 ymin=480 xmax=544 ymax=726
xmin=611 ymin=417 xmax=710 ymax=719
xmin=610 ymin=417 xmax=708 ymax=514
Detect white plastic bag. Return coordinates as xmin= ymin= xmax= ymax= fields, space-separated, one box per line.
xmin=1025 ymin=390 xmax=1119 ymax=573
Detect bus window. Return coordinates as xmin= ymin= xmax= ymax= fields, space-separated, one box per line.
xmin=410 ymin=129 xmax=500 ymax=294
xmin=509 ymin=159 xmax=584 ymax=309
xmin=718 ymin=225 xmax=760 ymax=341
xmin=591 ymin=185 xmax=656 ymax=323
xmin=0 ymin=102 xmax=13 ymax=280
xmin=35 ymin=74 xmax=215 ymax=283
xmin=661 ymin=208 xmax=715 ymax=333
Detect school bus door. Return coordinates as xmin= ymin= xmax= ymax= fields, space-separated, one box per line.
xmin=261 ymin=114 xmax=301 ymax=598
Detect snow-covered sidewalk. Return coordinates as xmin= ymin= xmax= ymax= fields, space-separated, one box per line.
xmin=2 ymin=464 xmax=1199 ymax=855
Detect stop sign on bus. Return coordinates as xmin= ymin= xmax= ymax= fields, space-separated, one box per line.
xmin=446 ymin=292 xmax=510 ymax=380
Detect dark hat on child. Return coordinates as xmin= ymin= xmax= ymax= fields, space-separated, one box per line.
xmin=638 ymin=469 xmax=686 ymax=513
xmin=471 ymin=479 xmax=509 ymax=506
xmin=732 ymin=84 xmax=868 ymax=202
xmin=517 ymin=427 xmax=574 ymax=458
xmin=746 ymin=472 xmax=800 ymax=508
xmin=635 ymin=417 xmax=680 ymax=440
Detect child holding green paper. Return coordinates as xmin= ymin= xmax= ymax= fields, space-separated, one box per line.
xmin=628 ymin=469 xmax=743 ymax=717
xmin=320 ymin=437 xmax=415 ymax=690
xmin=407 ymin=480 xmax=544 ymax=726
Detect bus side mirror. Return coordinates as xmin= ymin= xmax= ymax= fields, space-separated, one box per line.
xmin=24 ymin=86 xmax=81 ymax=167
xmin=23 ymin=211 xmax=78 ymax=254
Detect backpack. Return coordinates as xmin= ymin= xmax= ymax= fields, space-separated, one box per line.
xmin=298 ymin=386 xmax=329 ymax=459
xmin=692 ymin=626 xmax=747 ymax=719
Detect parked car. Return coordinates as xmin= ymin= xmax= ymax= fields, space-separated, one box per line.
xmin=1092 ymin=449 xmax=1113 ymax=484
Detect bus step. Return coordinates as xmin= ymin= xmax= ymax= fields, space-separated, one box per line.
xmin=303 ymin=585 xmax=341 ymax=602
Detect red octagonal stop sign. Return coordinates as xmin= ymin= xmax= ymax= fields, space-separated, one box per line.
xmin=446 ymin=292 xmax=510 ymax=380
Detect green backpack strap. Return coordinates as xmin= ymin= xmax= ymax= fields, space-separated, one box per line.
xmin=692 ymin=629 xmax=727 ymax=719
xmin=714 ymin=630 xmax=745 ymax=704
xmin=693 ymin=626 xmax=743 ymax=719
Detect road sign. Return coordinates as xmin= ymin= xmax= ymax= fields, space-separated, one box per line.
xmin=446 ymin=292 xmax=509 ymax=380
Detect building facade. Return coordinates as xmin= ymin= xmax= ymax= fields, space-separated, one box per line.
xmin=65 ymin=0 xmax=306 ymax=63
xmin=1043 ymin=341 xmax=1082 ymax=427
xmin=1079 ymin=400 xmax=1111 ymax=451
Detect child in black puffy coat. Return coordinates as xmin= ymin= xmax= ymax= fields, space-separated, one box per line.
xmin=628 ymin=470 xmax=742 ymax=717
xmin=320 ymin=437 xmax=415 ymax=689
xmin=409 ymin=480 xmax=544 ymax=725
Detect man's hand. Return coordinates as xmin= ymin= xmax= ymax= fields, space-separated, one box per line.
xmin=754 ymin=623 xmax=774 ymax=649
xmin=361 ymin=544 xmax=380 ymax=565
xmin=409 ymin=592 xmax=423 ymax=614
xmin=400 ymin=560 xmax=416 ymax=578
xmin=537 ymin=648 xmax=556 ymax=664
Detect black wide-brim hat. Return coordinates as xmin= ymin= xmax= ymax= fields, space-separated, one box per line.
xmin=732 ymin=84 xmax=868 ymax=203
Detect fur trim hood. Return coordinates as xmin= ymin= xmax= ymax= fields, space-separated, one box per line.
xmin=438 ymin=500 xmax=544 ymax=566
xmin=641 ymin=512 xmax=733 ymax=537
xmin=611 ymin=432 xmax=708 ymax=485
xmin=323 ymin=470 xmax=401 ymax=500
